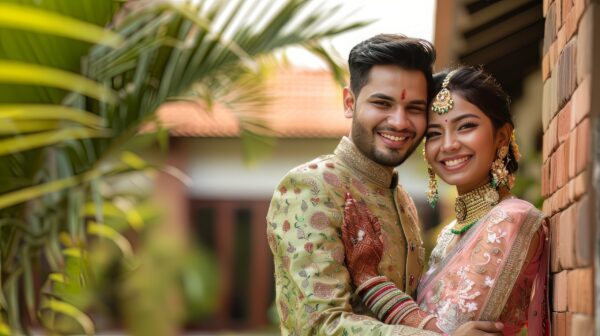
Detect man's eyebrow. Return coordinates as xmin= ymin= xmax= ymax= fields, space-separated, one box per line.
xmin=368 ymin=93 xmax=395 ymax=101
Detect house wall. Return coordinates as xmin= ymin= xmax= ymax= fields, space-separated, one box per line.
xmin=541 ymin=0 xmax=598 ymax=334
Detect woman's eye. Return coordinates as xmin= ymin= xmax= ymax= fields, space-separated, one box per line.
xmin=458 ymin=122 xmax=478 ymax=131
xmin=426 ymin=131 xmax=441 ymax=138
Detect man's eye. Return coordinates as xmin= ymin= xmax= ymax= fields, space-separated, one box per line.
xmin=373 ymin=101 xmax=391 ymax=107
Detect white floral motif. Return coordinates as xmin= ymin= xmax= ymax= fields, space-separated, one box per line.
xmin=484 ymin=276 xmax=494 ymax=288
xmin=487 ymin=230 xmax=507 ymax=244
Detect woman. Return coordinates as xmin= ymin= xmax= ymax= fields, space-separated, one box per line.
xmin=341 ymin=66 xmax=549 ymax=335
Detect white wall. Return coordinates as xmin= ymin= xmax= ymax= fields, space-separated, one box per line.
xmin=182 ymin=137 xmax=429 ymax=200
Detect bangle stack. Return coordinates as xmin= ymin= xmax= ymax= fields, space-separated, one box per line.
xmin=356 ymin=276 xmax=436 ymax=329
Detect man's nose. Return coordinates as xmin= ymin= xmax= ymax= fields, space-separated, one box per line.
xmin=387 ymin=107 xmax=410 ymax=129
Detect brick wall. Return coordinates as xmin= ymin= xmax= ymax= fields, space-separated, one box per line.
xmin=541 ymin=0 xmax=598 ymax=335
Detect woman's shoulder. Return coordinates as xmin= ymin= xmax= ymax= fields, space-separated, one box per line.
xmin=491 ymin=197 xmax=544 ymax=227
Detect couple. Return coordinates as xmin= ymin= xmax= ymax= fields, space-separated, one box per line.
xmin=266 ymin=34 xmax=549 ymax=335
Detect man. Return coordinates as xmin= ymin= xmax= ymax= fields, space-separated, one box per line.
xmin=266 ymin=34 xmax=503 ymax=335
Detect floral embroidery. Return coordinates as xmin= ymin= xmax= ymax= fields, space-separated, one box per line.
xmin=323 ymin=171 xmax=341 ymax=188
xmin=314 ymin=282 xmax=334 ymax=298
xmin=310 ymin=211 xmax=329 ymax=230
xmin=484 ymin=276 xmax=494 ymax=288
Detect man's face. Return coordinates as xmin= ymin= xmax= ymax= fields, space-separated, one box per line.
xmin=343 ymin=65 xmax=428 ymax=167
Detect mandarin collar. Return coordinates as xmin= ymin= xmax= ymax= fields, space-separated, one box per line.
xmin=334 ymin=136 xmax=398 ymax=189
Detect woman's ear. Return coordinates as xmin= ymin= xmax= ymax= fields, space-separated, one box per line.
xmin=495 ymin=123 xmax=513 ymax=149
xmin=343 ymin=87 xmax=355 ymax=119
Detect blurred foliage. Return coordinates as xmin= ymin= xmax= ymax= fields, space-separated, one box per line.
xmin=0 ymin=0 xmax=367 ymax=334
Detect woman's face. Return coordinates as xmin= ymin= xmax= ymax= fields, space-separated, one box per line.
xmin=425 ymin=93 xmax=508 ymax=194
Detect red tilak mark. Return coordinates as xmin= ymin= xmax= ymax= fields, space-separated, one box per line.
xmin=401 ymin=89 xmax=406 ymax=100
xmin=444 ymin=119 xmax=448 ymax=123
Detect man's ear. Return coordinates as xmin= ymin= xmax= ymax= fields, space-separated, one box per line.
xmin=495 ymin=123 xmax=512 ymax=149
xmin=343 ymin=87 xmax=355 ymax=119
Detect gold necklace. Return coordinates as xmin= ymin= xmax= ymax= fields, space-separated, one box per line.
xmin=452 ymin=182 xmax=499 ymax=235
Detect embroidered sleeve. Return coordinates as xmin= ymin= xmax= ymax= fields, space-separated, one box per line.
xmin=267 ymin=166 xmax=440 ymax=336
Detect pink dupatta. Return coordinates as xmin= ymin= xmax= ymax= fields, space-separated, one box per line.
xmin=417 ymin=199 xmax=549 ymax=335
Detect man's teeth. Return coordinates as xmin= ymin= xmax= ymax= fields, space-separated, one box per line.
xmin=444 ymin=157 xmax=469 ymax=167
xmin=381 ymin=133 xmax=407 ymax=141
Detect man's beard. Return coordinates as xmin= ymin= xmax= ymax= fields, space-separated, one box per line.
xmin=350 ymin=120 xmax=420 ymax=167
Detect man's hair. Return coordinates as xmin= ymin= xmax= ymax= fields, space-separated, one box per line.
xmin=348 ymin=34 xmax=436 ymax=100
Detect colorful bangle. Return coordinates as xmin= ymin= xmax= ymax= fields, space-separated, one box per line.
xmin=377 ymin=291 xmax=406 ymax=320
xmin=363 ymin=282 xmax=388 ymax=305
xmin=417 ymin=314 xmax=436 ymax=329
xmin=354 ymin=275 xmax=387 ymax=296
xmin=370 ymin=288 xmax=397 ymax=313
xmin=365 ymin=283 xmax=395 ymax=307
xmin=393 ymin=303 xmax=418 ymax=324
xmin=383 ymin=295 xmax=411 ymax=323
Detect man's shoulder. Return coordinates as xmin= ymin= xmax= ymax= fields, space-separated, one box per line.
xmin=282 ymin=154 xmax=337 ymax=179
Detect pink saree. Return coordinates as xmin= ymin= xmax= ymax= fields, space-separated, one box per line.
xmin=417 ymin=199 xmax=550 ymax=335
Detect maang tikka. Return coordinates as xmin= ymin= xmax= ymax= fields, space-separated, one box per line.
xmin=431 ymin=69 xmax=458 ymax=115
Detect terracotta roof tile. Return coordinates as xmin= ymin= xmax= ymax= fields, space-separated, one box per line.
xmin=156 ymin=68 xmax=350 ymax=138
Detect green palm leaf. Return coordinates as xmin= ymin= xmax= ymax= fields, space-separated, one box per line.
xmin=0 ymin=61 xmax=117 ymax=103
xmin=0 ymin=3 xmax=122 ymax=47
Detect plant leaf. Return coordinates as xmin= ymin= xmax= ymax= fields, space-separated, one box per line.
xmin=0 ymin=3 xmax=122 ymax=47
xmin=0 ymin=61 xmax=117 ymax=103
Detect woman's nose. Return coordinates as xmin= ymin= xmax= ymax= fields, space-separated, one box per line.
xmin=441 ymin=133 xmax=460 ymax=152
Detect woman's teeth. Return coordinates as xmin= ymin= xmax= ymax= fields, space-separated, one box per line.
xmin=444 ymin=156 xmax=469 ymax=167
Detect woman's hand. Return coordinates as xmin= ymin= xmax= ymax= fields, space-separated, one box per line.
xmin=341 ymin=193 xmax=384 ymax=287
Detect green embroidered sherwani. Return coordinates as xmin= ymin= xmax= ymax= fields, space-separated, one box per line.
xmin=267 ymin=137 xmax=438 ymax=335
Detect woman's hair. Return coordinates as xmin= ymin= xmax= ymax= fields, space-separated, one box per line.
xmin=433 ymin=66 xmax=518 ymax=173
xmin=348 ymin=34 xmax=436 ymax=101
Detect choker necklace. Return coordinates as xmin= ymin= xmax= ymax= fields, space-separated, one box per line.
xmin=452 ymin=183 xmax=499 ymax=235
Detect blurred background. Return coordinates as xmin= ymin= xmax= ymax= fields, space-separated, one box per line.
xmin=0 ymin=0 xmax=543 ymax=335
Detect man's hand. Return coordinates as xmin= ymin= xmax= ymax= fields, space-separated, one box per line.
xmin=451 ymin=321 xmax=503 ymax=336
xmin=341 ymin=193 xmax=384 ymax=286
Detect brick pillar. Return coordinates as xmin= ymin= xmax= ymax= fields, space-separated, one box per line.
xmin=541 ymin=0 xmax=598 ymax=335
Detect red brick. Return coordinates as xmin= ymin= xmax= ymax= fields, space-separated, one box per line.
xmin=553 ymin=270 xmax=569 ymax=311
xmin=550 ymin=115 xmax=559 ymax=154
xmin=563 ymin=0 xmax=574 ymax=19
xmin=572 ymin=76 xmax=591 ymax=125
xmin=543 ymin=198 xmax=552 ymax=217
xmin=575 ymin=117 xmax=590 ymax=174
xmin=543 ymin=77 xmax=553 ymax=130
xmin=556 ymin=0 xmax=563 ymax=31
xmin=550 ymin=214 xmax=562 ymax=272
xmin=575 ymin=195 xmax=592 ymax=266
xmin=558 ymin=205 xmax=576 ymax=268
xmin=568 ymin=127 xmax=578 ymax=178
xmin=556 ymin=144 xmax=567 ymax=188
xmin=567 ymin=267 xmax=594 ymax=314
xmin=550 ymin=41 xmax=558 ymax=73
xmin=574 ymin=0 xmax=588 ymax=29
xmin=557 ymin=102 xmax=572 ymax=143
xmin=550 ymin=150 xmax=558 ymax=194
xmin=570 ymin=313 xmax=594 ymax=336
xmin=544 ymin=0 xmax=551 ymax=17
xmin=553 ymin=312 xmax=566 ymax=336
xmin=543 ymin=53 xmax=551 ymax=82
xmin=568 ymin=3 xmax=580 ymax=39
xmin=573 ymin=169 xmax=588 ymax=200
xmin=576 ymin=3 xmax=593 ymax=84
xmin=542 ymin=161 xmax=549 ymax=197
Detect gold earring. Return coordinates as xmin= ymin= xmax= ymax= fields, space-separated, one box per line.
xmin=423 ymin=146 xmax=438 ymax=207
xmin=491 ymin=145 xmax=510 ymax=189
